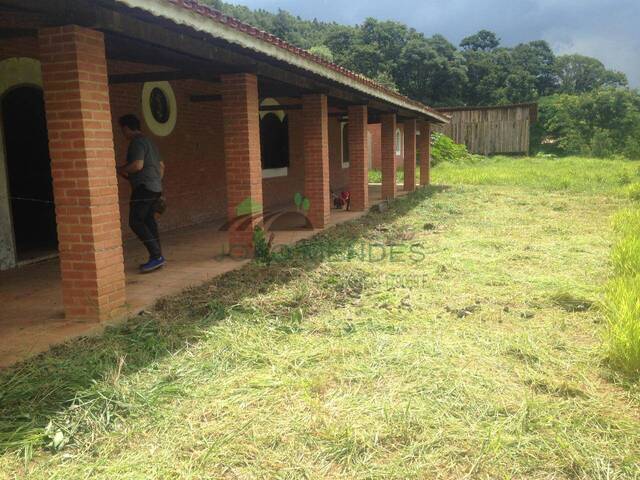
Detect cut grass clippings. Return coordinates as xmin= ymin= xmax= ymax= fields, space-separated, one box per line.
xmin=0 ymin=156 xmax=639 ymax=479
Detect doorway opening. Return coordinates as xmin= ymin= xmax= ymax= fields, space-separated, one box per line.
xmin=2 ymin=86 xmax=57 ymax=263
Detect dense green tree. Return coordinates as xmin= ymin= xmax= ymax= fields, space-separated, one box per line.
xmin=323 ymin=25 xmax=357 ymax=65
xmin=537 ymin=88 xmax=640 ymax=158
xmin=201 ymin=0 xmax=631 ymax=109
xmin=512 ymin=41 xmax=557 ymax=95
xmin=555 ymin=54 xmax=628 ymax=93
xmin=308 ymin=45 xmax=334 ymax=63
xmin=460 ymin=30 xmax=500 ymax=51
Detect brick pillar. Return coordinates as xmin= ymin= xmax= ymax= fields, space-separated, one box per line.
xmin=419 ymin=121 xmax=431 ymax=186
xmin=38 ymin=26 xmax=125 ymax=321
xmin=303 ymin=94 xmax=330 ymax=229
xmin=381 ymin=113 xmax=397 ymax=200
xmin=404 ymin=119 xmax=417 ymax=192
xmin=348 ymin=105 xmax=369 ymax=211
xmin=220 ymin=73 xmax=263 ymax=257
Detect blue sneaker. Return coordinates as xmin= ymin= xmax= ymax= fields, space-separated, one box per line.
xmin=140 ymin=256 xmax=166 ymax=273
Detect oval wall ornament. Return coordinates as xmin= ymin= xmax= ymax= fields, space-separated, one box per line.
xmin=142 ymin=81 xmax=177 ymax=136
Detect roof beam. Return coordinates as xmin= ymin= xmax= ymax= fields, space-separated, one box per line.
xmin=0 ymin=27 xmax=37 ymax=39
xmin=108 ymin=70 xmax=221 ymax=85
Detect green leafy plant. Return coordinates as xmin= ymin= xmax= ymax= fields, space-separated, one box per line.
xmin=253 ymin=226 xmax=273 ymax=263
xmin=430 ymin=132 xmax=471 ymax=165
xmin=537 ymin=89 xmax=640 ymax=158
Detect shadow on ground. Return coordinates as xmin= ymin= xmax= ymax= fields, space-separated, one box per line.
xmin=0 ymin=185 xmax=448 ymax=455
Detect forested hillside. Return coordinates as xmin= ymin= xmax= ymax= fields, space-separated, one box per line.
xmin=204 ymin=0 xmax=628 ymax=107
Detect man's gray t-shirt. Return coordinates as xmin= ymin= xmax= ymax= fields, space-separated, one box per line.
xmin=127 ymin=136 xmax=163 ymax=193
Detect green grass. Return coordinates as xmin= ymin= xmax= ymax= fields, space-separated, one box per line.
xmin=603 ymin=205 xmax=640 ymax=376
xmin=1 ymin=156 xmax=640 ymax=479
xmin=434 ymin=155 xmax=639 ymax=194
xmin=603 ymin=276 xmax=640 ymax=376
xmin=367 ymin=166 xmax=420 ymax=185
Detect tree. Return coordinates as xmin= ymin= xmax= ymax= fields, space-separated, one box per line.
xmin=555 ymin=54 xmax=628 ymax=94
xmin=503 ymin=69 xmax=537 ymax=103
xmin=512 ymin=41 xmax=557 ymax=96
xmin=537 ymin=88 xmax=640 ymax=157
xmin=308 ymin=45 xmax=334 ymax=63
xmin=323 ymin=25 xmax=357 ymax=66
xmin=460 ymin=30 xmax=500 ymax=51
xmin=201 ymin=0 xmax=631 ymax=108
xmin=373 ymin=71 xmax=399 ymax=91
xmin=422 ymin=34 xmax=467 ymax=105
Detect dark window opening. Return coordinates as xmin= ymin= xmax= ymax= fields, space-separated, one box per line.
xmin=2 ymin=86 xmax=57 ymax=262
xmin=260 ymin=113 xmax=289 ymax=170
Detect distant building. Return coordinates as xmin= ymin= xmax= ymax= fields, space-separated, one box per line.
xmin=433 ymin=103 xmax=538 ymax=155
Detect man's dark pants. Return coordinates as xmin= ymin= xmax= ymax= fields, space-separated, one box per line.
xmin=129 ymin=185 xmax=162 ymax=260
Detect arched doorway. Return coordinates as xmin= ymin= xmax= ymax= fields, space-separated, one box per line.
xmin=1 ymin=86 xmax=57 ymax=261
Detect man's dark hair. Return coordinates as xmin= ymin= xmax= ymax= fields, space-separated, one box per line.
xmin=118 ymin=114 xmax=141 ymax=131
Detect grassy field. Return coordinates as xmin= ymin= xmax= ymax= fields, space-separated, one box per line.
xmin=1 ymin=156 xmax=639 ymax=479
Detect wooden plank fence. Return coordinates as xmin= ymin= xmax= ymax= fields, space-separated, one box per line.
xmin=433 ymin=103 xmax=537 ymax=155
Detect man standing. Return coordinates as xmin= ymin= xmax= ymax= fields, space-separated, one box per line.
xmin=117 ymin=114 xmax=166 ymax=273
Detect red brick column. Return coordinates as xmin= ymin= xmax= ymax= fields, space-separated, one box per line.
xmin=348 ymin=105 xmax=369 ymax=211
xmin=404 ymin=119 xmax=417 ymax=192
xmin=38 ymin=26 xmax=125 ymax=321
xmin=381 ymin=113 xmax=397 ymax=200
xmin=419 ymin=121 xmax=431 ymax=186
xmin=220 ymin=73 xmax=264 ymax=257
xmin=303 ymin=94 xmax=330 ymax=229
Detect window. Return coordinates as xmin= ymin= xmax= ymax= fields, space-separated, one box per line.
xmin=259 ymin=99 xmax=289 ymax=178
xmin=341 ymin=122 xmax=350 ymax=168
xmin=395 ymin=128 xmax=403 ymax=157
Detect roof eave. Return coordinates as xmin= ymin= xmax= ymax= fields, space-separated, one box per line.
xmin=113 ymin=0 xmax=449 ymax=124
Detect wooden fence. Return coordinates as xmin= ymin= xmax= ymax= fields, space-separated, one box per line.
xmin=433 ymin=103 xmax=537 ymax=155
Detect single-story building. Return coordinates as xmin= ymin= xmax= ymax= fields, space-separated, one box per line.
xmin=0 ymin=0 xmax=448 ymax=334
xmin=367 ymin=123 xmax=404 ymax=171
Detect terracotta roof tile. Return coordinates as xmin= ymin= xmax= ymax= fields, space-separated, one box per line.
xmin=162 ymin=0 xmax=445 ymax=120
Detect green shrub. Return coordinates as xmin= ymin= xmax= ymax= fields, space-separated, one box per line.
xmin=253 ymin=226 xmax=272 ymax=263
xmin=624 ymin=134 xmax=640 ymax=160
xmin=603 ymin=276 xmax=640 ymax=376
xmin=537 ymin=89 xmax=640 ymax=158
xmin=590 ymin=128 xmax=616 ymax=158
xmin=430 ymin=133 xmax=470 ymax=165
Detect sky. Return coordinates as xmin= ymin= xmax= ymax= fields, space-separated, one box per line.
xmin=228 ymin=0 xmax=640 ymax=87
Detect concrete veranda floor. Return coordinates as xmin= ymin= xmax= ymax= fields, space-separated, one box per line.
xmin=0 ymin=185 xmax=409 ymax=368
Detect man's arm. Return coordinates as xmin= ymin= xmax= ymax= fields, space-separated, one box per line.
xmin=120 ymin=159 xmax=144 ymax=174
xmin=117 ymin=140 xmax=145 ymax=176
xmin=160 ymin=161 xmax=165 ymax=179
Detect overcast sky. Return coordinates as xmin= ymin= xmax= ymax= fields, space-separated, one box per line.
xmin=229 ymin=0 xmax=640 ymax=87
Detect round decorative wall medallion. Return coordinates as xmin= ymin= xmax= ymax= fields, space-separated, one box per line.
xmin=142 ymin=81 xmax=177 ymax=136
